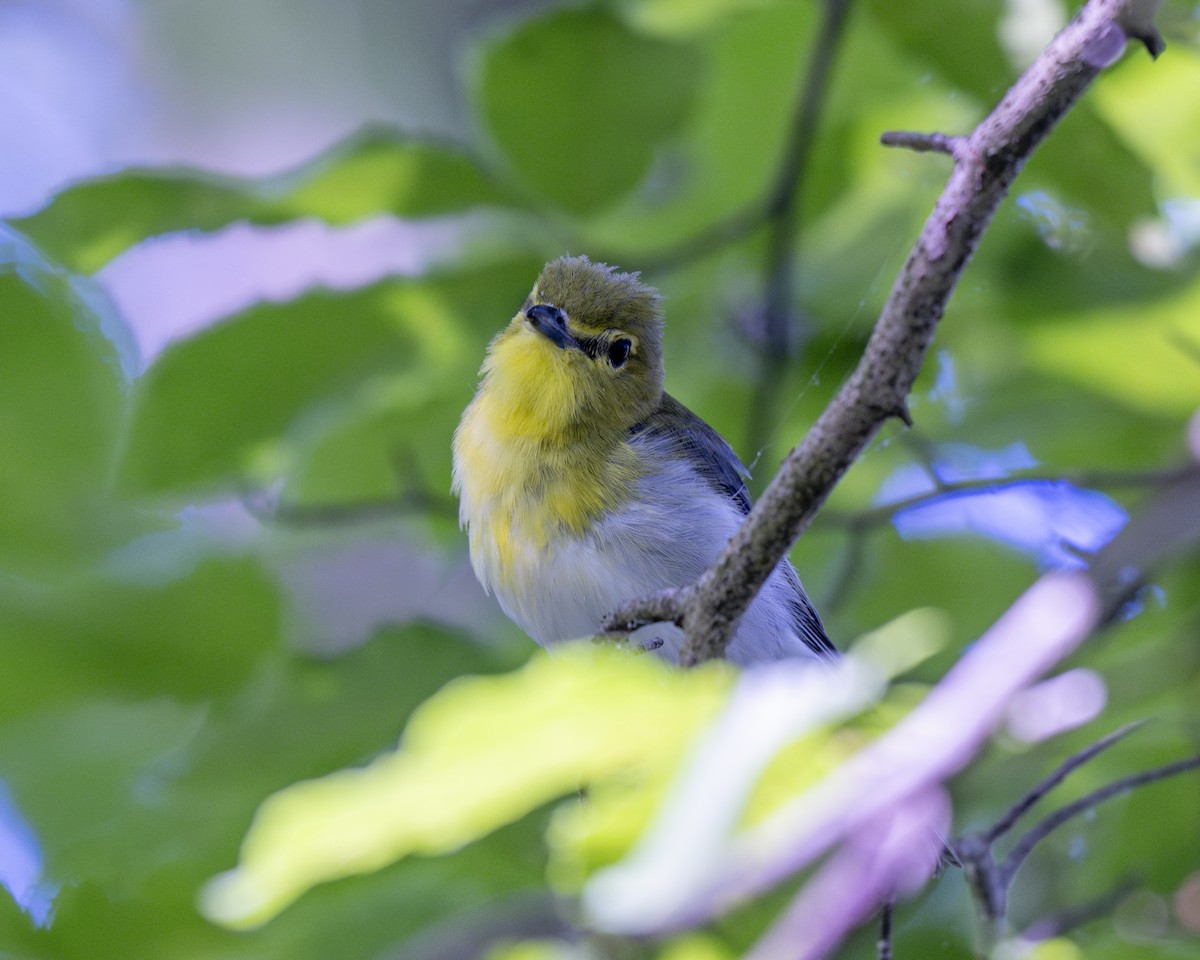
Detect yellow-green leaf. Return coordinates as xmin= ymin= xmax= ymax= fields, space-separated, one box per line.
xmin=1024 ymin=274 xmax=1200 ymax=417
xmin=200 ymin=642 xmax=733 ymax=928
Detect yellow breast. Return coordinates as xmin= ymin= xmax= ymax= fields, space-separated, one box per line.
xmin=452 ymin=324 xmax=639 ymax=594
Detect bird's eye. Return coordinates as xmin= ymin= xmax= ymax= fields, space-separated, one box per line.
xmin=608 ymin=338 xmax=632 ymax=368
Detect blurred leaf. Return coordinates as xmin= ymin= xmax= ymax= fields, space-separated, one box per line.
xmin=581 ymin=0 xmax=820 ymax=253
xmin=1021 ymin=938 xmax=1085 ymax=960
xmin=613 ymin=0 xmax=780 ymax=38
xmin=0 ymin=228 xmax=132 ymax=575
xmin=1022 ymin=103 xmax=1158 ymax=235
xmin=1095 ymin=51 xmax=1200 ymax=197
xmin=484 ymin=938 xmax=581 ymax=960
xmin=546 ymin=612 xmax=942 ymax=890
xmin=476 ymin=7 xmax=703 ymax=215
xmin=201 ymin=643 xmax=734 ymax=928
xmin=0 ymin=699 xmax=207 ymax=889
xmin=1024 ymin=272 xmax=1200 ymax=417
xmin=0 ymin=557 xmax=280 ymax=720
xmin=0 ymin=624 xmax=541 ymax=959
xmin=118 ymin=260 xmax=539 ymax=497
xmin=653 ymin=933 xmax=736 ymax=960
xmin=864 ymin=0 xmax=1012 ymax=101
xmin=182 ymin=622 xmax=532 ymax=832
xmin=279 ymin=258 xmax=541 ymax=513
xmin=11 ymin=130 xmax=521 ymax=274
xmin=0 ymin=1 xmax=1197 ymax=956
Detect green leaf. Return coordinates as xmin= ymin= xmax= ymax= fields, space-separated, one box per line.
xmin=0 ymin=699 xmax=208 ymax=888
xmin=0 ymin=624 xmax=536 ymax=960
xmin=1094 ymin=51 xmax=1200 ymax=198
xmin=11 ymin=130 xmax=520 ymax=274
xmin=278 ymin=258 xmax=541 ymax=514
xmin=1024 ymin=272 xmax=1200 ymax=418
xmin=118 ymin=260 xmax=539 ymax=497
xmin=200 ymin=643 xmax=734 ymax=928
xmin=1023 ymin=103 xmax=1158 ymax=235
xmin=0 ymin=228 xmax=131 ymax=574
xmin=476 ymin=7 xmax=703 ymax=215
xmin=864 ymin=0 xmax=1013 ymax=102
xmin=0 ymin=557 xmax=280 ymax=720
xmin=579 ymin=0 xmax=820 ymax=253
xmin=614 ymin=0 xmax=781 ymax=39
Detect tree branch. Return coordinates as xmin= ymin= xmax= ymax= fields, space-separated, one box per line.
xmin=604 ymin=0 xmax=1165 ymax=664
xmin=1000 ymin=753 xmax=1200 ymax=886
xmin=586 ymin=461 xmax=1200 ymax=954
xmin=983 ymin=720 xmax=1145 ymax=843
xmin=944 ymin=721 xmax=1200 ymax=952
xmin=946 ymin=721 xmax=1143 ymax=950
xmin=880 ymin=130 xmax=967 ymax=158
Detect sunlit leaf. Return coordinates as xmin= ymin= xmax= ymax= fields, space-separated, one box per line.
xmin=484 ymin=939 xmax=583 ymax=960
xmin=201 ymin=643 xmax=733 ymax=928
xmin=549 ymin=614 xmax=942 ymax=891
xmin=653 ymin=933 xmax=737 ymax=960
xmin=1094 ymin=51 xmax=1200 ymax=197
xmin=1020 ymin=937 xmax=1085 ymax=960
xmin=1024 ymin=273 xmax=1200 ymax=417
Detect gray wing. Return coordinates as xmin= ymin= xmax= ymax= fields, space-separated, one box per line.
xmin=630 ymin=394 xmax=836 ymax=659
xmin=633 ymin=393 xmax=753 ymax=513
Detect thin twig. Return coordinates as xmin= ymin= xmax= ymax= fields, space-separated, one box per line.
xmin=1087 ymin=467 xmax=1200 ymax=622
xmin=950 ymin=832 xmax=1007 ymax=950
xmin=877 ymin=899 xmax=895 ymax=960
xmin=948 ymin=723 xmax=1147 ymax=952
xmin=1000 ymin=753 xmax=1200 ymax=885
xmin=984 ymin=721 xmax=1145 ymax=843
xmin=602 ymin=586 xmax=690 ymax=634
xmin=819 ymin=465 xmax=1200 ymax=532
xmin=880 ymin=130 xmax=966 ymax=158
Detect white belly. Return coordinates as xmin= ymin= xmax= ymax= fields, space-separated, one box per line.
xmin=489 ymin=460 xmax=819 ymax=665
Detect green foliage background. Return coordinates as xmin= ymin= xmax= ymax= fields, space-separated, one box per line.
xmin=2 ymin=0 xmax=1200 ymax=957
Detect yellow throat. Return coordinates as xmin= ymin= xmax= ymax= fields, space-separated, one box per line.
xmin=453 ymin=320 xmax=640 ymax=588
xmin=453 ymin=256 xmax=665 ymax=595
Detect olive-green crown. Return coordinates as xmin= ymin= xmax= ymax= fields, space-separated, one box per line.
xmin=535 ymin=256 xmax=662 ymax=340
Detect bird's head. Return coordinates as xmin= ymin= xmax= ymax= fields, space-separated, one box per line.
xmin=482 ymin=256 xmax=665 ymax=441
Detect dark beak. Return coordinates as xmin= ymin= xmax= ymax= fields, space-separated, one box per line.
xmin=525 ymin=303 xmax=580 ymax=351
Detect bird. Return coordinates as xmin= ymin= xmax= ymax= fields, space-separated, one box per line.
xmin=452 ymin=255 xmax=834 ymax=666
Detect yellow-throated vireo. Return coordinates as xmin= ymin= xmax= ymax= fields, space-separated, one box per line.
xmin=453 ymin=256 xmax=834 ymax=665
